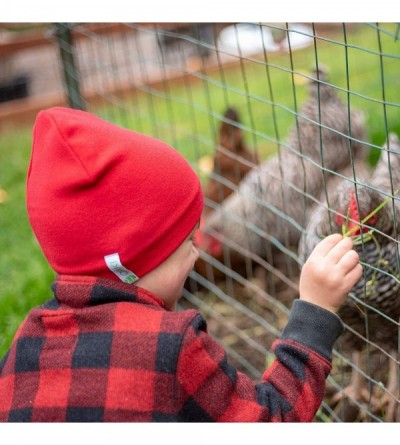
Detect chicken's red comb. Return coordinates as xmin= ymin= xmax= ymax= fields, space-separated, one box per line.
xmin=348 ymin=190 xmax=361 ymax=223
xmin=194 ymin=218 xmax=223 ymax=257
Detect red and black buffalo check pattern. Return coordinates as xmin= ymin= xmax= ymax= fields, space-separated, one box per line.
xmin=0 ymin=275 xmax=343 ymax=422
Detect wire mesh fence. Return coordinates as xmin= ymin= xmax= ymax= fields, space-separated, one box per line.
xmin=8 ymin=22 xmax=400 ymax=422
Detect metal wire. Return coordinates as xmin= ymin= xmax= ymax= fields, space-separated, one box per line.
xmin=47 ymin=22 xmax=400 ymax=422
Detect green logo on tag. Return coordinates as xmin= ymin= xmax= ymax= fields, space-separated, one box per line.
xmin=104 ymin=253 xmax=139 ymax=284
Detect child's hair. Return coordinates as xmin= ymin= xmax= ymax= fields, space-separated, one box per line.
xmin=27 ymin=107 xmax=203 ymax=283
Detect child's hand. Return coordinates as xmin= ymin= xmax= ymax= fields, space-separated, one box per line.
xmin=299 ymin=234 xmax=363 ymax=313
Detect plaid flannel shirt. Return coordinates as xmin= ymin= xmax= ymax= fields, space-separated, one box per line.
xmin=0 ymin=275 xmax=343 ymax=422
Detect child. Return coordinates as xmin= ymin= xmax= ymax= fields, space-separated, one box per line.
xmin=0 ymin=107 xmax=362 ymax=422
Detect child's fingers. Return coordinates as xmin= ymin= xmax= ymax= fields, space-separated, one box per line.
xmin=311 ymin=233 xmax=344 ymax=257
xmin=337 ymin=249 xmax=360 ymax=272
xmin=325 ymin=236 xmax=354 ymax=263
xmin=344 ymin=262 xmax=363 ymax=288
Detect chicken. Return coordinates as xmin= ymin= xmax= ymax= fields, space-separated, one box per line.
xmin=202 ymin=65 xmax=368 ymax=276
xmin=202 ymin=107 xmax=259 ymax=218
xmin=193 ymin=107 xmax=259 ymax=280
xmin=298 ymin=133 xmax=400 ymax=421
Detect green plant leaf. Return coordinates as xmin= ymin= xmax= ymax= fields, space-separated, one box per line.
xmin=342 ymin=191 xmax=398 ymax=238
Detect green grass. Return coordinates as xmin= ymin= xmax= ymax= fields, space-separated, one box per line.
xmin=0 ymin=126 xmax=55 ymax=354
xmin=0 ymin=23 xmax=399 ymax=358
xmin=94 ymin=23 xmax=400 ymax=167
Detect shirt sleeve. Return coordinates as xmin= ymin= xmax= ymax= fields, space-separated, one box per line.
xmin=175 ymin=299 xmax=344 ymax=422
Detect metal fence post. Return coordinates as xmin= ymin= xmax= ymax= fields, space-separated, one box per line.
xmin=54 ymin=23 xmax=86 ymax=111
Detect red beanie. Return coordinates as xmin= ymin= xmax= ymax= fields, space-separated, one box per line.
xmin=27 ymin=107 xmax=203 ymax=282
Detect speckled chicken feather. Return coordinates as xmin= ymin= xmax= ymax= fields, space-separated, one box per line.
xmin=299 ymin=133 xmax=400 ymax=353
xmin=204 ymin=66 xmax=369 ymax=260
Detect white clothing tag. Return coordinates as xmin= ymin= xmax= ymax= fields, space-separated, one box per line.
xmin=104 ymin=253 xmax=139 ymax=284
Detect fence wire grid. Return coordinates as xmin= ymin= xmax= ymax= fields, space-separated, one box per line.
xmin=9 ymin=22 xmax=400 ymax=422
